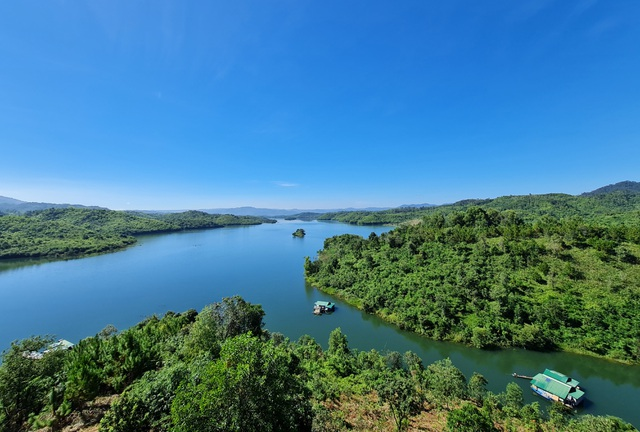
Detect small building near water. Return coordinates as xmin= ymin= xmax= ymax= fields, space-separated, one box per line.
xmin=530 ymin=369 xmax=585 ymax=407
xmin=23 ymin=339 xmax=75 ymax=360
xmin=313 ymin=301 xmax=335 ymax=315
xmin=46 ymin=339 xmax=75 ymax=352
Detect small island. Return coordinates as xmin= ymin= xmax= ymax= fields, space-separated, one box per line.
xmin=292 ymin=228 xmax=306 ymax=238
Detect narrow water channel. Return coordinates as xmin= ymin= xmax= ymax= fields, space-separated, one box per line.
xmin=1 ymin=220 xmax=638 ymax=426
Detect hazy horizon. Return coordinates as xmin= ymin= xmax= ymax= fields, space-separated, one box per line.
xmin=3 ymin=179 xmax=629 ymax=213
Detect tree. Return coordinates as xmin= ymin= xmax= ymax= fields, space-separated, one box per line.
xmin=548 ymin=401 xmax=573 ymax=429
xmin=446 ymin=402 xmax=495 ymax=432
xmin=66 ymin=311 xmax=193 ymax=404
xmin=375 ymin=370 xmax=419 ymax=432
xmin=520 ymin=402 xmax=542 ymax=431
xmin=403 ymin=351 xmax=424 ymax=376
xmin=565 ymin=414 xmax=636 ymax=431
xmin=171 ymin=333 xmax=312 ymax=432
xmin=425 ymin=358 xmax=467 ymax=409
xmin=501 ymin=382 xmax=524 ymax=418
xmin=0 ymin=337 xmax=67 ymax=432
xmin=100 ymin=363 xmax=189 ymax=432
xmin=209 ymin=296 xmax=265 ymax=340
xmin=182 ymin=296 xmax=265 ymax=359
xmin=64 ymin=337 xmax=107 ymax=404
xmin=326 ymin=328 xmax=353 ymax=377
xmin=467 ymin=372 xmax=488 ymax=406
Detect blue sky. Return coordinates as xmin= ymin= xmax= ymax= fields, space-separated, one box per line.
xmin=1 ymin=1 xmax=639 ymax=210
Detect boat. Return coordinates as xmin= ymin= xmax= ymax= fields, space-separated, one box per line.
xmin=313 ymin=301 xmax=335 ymax=315
xmin=528 ymin=369 xmax=585 ymax=407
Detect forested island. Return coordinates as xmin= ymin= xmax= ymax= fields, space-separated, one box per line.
xmin=0 ymin=208 xmax=275 ymax=260
xmin=306 ymin=204 xmax=640 ymax=364
xmin=0 ymin=297 xmax=635 ymax=432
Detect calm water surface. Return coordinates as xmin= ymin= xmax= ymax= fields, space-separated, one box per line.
xmin=1 ymin=220 xmax=638 ymax=426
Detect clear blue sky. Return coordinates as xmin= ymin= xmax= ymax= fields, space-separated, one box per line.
xmin=1 ymin=1 xmax=639 ymax=210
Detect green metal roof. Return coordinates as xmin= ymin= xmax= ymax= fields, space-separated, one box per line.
xmin=531 ymin=373 xmax=572 ymax=399
xmin=544 ymin=369 xmax=580 ymax=387
xmin=44 ymin=339 xmax=75 ymax=353
xmin=570 ymin=388 xmax=585 ymax=400
xmin=315 ymin=301 xmax=334 ymax=307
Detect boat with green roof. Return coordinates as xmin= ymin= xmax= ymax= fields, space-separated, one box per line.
xmin=529 ymin=369 xmax=585 ymax=407
xmin=313 ymin=301 xmax=335 ymax=315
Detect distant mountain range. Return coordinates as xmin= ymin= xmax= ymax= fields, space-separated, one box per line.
xmin=0 ymin=196 xmax=24 ymax=206
xmin=1 ymin=181 xmax=637 ymax=216
xmin=196 ymin=206 xmax=393 ymax=217
xmin=0 ymin=196 xmax=105 ymax=214
xmin=399 ymin=203 xmax=437 ymax=209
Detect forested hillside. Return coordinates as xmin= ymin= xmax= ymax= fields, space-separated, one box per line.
xmin=0 ymin=298 xmax=635 ymax=432
xmin=582 ymin=181 xmax=640 ymax=197
xmin=0 ymin=208 xmax=274 ymax=259
xmin=306 ymin=207 xmax=640 ymax=364
xmin=318 ymin=188 xmax=640 ymax=226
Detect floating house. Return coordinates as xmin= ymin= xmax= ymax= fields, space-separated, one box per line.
xmin=23 ymin=339 xmax=75 ymax=359
xmin=313 ymin=301 xmax=335 ymax=315
xmin=530 ymin=369 xmax=585 ymax=407
xmin=46 ymin=339 xmax=75 ymax=352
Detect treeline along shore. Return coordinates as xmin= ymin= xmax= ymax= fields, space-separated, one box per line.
xmin=0 ymin=208 xmax=275 ymax=260
xmin=0 ymin=297 xmax=636 ymax=431
xmin=305 ymin=190 xmax=640 ymax=365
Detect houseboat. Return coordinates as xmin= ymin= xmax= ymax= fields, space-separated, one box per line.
xmin=23 ymin=339 xmax=75 ymax=360
xmin=313 ymin=301 xmax=335 ymax=315
xmin=529 ymin=369 xmax=585 ymax=407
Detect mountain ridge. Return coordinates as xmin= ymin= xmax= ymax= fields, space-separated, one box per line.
xmin=2 ymin=180 xmax=636 ymax=216
xmin=581 ymin=180 xmax=640 ymax=196
xmin=0 ymin=196 xmax=105 ymax=214
xmin=0 ymin=196 xmax=25 ymax=205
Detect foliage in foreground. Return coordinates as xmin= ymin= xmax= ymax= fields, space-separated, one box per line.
xmin=0 ymin=297 xmax=636 ymax=432
xmin=306 ymin=207 xmax=640 ymax=363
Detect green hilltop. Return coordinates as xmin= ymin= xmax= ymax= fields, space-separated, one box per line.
xmin=306 ymin=197 xmax=640 ymax=364
xmin=318 ymin=181 xmax=640 ymax=225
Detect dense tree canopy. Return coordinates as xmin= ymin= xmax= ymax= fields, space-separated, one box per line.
xmin=318 ymin=190 xmax=640 ymax=226
xmin=306 ymin=207 xmax=640 ymax=363
xmin=171 ymin=333 xmax=312 ymax=432
xmin=0 ymin=208 xmax=274 ymax=260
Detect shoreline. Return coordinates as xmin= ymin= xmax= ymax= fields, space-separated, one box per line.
xmin=307 ymin=278 xmax=639 ymax=366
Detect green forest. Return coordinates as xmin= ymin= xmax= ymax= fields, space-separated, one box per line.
xmin=0 ymin=297 xmax=635 ymax=432
xmin=306 ymin=206 xmax=640 ymax=364
xmin=0 ymin=208 xmax=274 ymax=260
xmin=318 ymin=189 xmax=640 ymax=226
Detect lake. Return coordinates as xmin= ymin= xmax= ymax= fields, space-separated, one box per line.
xmin=1 ymin=220 xmax=638 ymax=426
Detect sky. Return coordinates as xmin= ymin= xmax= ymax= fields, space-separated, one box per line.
xmin=1 ymin=1 xmax=639 ymax=210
